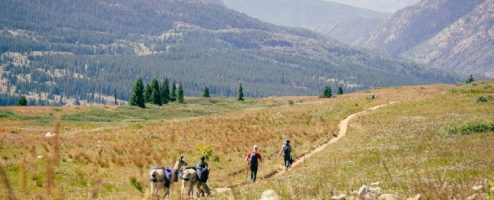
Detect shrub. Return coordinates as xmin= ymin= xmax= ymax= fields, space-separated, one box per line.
xmin=195 ymin=144 xmax=214 ymax=160
xmin=130 ymin=177 xmax=144 ymax=193
xmin=476 ymin=95 xmax=494 ymax=103
xmin=443 ymin=121 xmax=494 ymax=135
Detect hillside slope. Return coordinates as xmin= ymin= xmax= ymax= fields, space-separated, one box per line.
xmin=221 ymin=0 xmax=390 ymax=44
xmin=403 ymin=0 xmax=494 ymax=77
xmin=363 ymin=0 xmax=493 ymax=77
xmin=0 ymin=0 xmax=455 ymax=105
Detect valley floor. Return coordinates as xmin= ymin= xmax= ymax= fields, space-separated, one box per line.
xmin=1 ymin=81 xmax=493 ymax=199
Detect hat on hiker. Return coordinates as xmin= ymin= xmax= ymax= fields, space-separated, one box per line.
xmin=253 ymin=145 xmax=258 ymax=150
xmin=285 ymin=139 xmax=290 ymax=144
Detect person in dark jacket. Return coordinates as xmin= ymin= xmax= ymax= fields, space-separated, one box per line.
xmin=196 ymin=156 xmax=211 ymax=196
xmin=278 ymin=139 xmax=292 ymax=171
xmin=246 ymin=145 xmax=262 ymax=182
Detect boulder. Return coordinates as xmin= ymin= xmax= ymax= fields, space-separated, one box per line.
xmin=472 ymin=185 xmax=484 ymax=191
xmin=378 ymin=194 xmax=396 ymax=200
xmin=260 ymin=189 xmax=279 ymax=200
xmin=370 ymin=182 xmax=381 ymax=186
xmin=331 ymin=194 xmax=346 ymax=200
xmin=44 ymin=132 xmax=56 ymax=138
xmin=406 ymin=194 xmax=421 ymax=200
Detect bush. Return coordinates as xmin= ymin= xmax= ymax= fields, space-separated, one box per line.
xmin=443 ymin=121 xmax=494 ymax=135
xmin=195 ymin=144 xmax=215 ymax=160
xmin=130 ymin=177 xmax=144 ymax=193
xmin=477 ymin=95 xmax=494 ymax=103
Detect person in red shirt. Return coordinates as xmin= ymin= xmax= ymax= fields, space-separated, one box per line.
xmin=246 ymin=145 xmax=262 ymax=182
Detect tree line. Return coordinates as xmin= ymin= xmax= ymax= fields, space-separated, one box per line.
xmin=128 ymin=76 xmax=246 ymax=108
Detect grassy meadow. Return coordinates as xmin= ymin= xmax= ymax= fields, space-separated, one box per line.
xmin=230 ymin=81 xmax=494 ymax=199
xmin=1 ymin=81 xmax=493 ymax=199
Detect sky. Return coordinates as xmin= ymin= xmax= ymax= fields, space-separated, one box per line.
xmin=325 ymin=0 xmax=420 ymax=13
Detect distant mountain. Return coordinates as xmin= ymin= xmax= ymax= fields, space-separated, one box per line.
xmin=326 ymin=0 xmax=420 ymax=13
xmin=0 ymin=0 xmax=455 ymax=105
xmin=363 ymin=0 xmax=493 ymax=77
xmin=221 ymin=0 xmax=390 ymax=44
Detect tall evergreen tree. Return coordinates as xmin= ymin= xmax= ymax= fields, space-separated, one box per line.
xmin=320 ymin=85 xmax=332 ymax=98
xmin=129 ymin=77 xmax=145 ymax=108
xmin=170 ymin=81 xmax=177 ymax=102
xmin=144 ymin=83 xmax=152 ymax=103
xmin=161 ymin=79 xmax=170 ymax=104
xmin=150 ymin=78 xmax=162 ymax=106
xmin=178 ymin=84 xmax=185 ymax=103
xmin=466 ymin=74 xmax=474 ymax=84
xmin=337 ymin=87 xmax=344 ymax=95
xmin=113 ymin=89 xmax=118 ymax=105
xmin=203 ymin=86 xmax=210 ymax=98
xmin=238 ymin=83 xmax=244 ymax=101
xmin=17 ymin=96 xmax=27 ymax=106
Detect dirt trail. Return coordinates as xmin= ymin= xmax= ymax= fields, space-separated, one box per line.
xmin=214 ymin=102 xmax=398 ymax=196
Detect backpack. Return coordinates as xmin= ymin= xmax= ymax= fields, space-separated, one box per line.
xmin=196 ymin=166 xmax=209 ymax=182
xmin=284 ymin=144 xmax=292 ymax=155
xmin=249 ymin=152 xmax=258 ymax=166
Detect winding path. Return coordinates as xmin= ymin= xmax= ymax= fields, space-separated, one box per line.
xmin=214 ymin=102 xmax=398 ymax=197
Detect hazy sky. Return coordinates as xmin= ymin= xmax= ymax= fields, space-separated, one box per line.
xmin=325 ymin=0 xmax=420 ymax=13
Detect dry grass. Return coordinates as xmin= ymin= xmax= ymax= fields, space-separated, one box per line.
xmin=231 ymin=81 xmax=494 ymax=199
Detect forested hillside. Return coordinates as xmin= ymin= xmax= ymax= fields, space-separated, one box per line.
xmin=0 ymin=0 xmax=456 ymax=105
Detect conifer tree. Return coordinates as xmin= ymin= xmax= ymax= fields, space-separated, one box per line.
xmin=238 ymin=83 xmax=244 ymax=101
xmin=320 ymin=85 xmax=332 ymax=98
xmin=144 ymin=83 xmax=152 ymax=103
xmin=129 ymin=77 xmax=145 ymax=108
xmin=337 ymin=87 xmax=344 ymax=95
xmin=17 ymin=96 xmax=27 ymax=106
xmin=178 ymin=84 xmax=185 ymax=103
xmin=161 ymin=79 xmax=170 ymax=104
xmin=466 ymin=74 xmax=474 ymax=84
xmin=150 ymin=78 xmax=162 ymax=106
xmin=113 ymin=89 xmax=118 ymax=105
xmin=170 ymin=81 xmax=177 ymax=102
xmin=170 ymin=81 xmax=177 ymax=101
xmin=203 ymin=87 xmax=210 ymax=98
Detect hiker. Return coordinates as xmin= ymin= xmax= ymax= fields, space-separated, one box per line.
xmin=278 ymin=139 xmax=292 ymax=171
xmin=246 ymin=145 xmax=262 ymax=182
xmin=196 ymin=156 xmax=211 ymax=197
xmin=173 ymin=155 xmax=187 ymax=182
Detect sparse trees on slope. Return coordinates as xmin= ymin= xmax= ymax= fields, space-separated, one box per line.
xmin=178 ymin=84 xmax=185 ymax=103
xmin=150 ymin=78 xmax=162 ymax=106
xmin=17 ymin=96 xmax=27 ymax=106
xmin=203 ymin=87 xmax=210 ymax=98
xmin=129 ymin=77 xmax=145 ymax=108
xmin=161 ymin=79 xmax=170 ymax=104
xmin=238 ymin=83 xmax=244 ymax=101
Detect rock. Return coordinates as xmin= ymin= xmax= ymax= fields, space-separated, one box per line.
xmin=472 ymin=185 xmax=484 ymax=191
xmin=466 ymin=194 xmax=477 ymax=200
xmin=44 ymin=132 xmax=56 ymax=138
xmin=370 ymin=182 xmax=381 ymax=186
xmin=491 ymin=187 xmax=494 ymax=192
xmin=378 ymin=194 xmax=396 ymax=200
xmin=37 ymin=155 xmax=44 ymax=159
xmin=331 ymin=194 xmax=346 ymax=200
xmin=368 ymin=187 xmax=382 ymax=196
xmin=358 ymin=185 xmax=369 ymax=197
xmin=406 ymin=194 xmax=421 ymax=200
xmin=260 ymin=189 xmax=279 ymax=200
